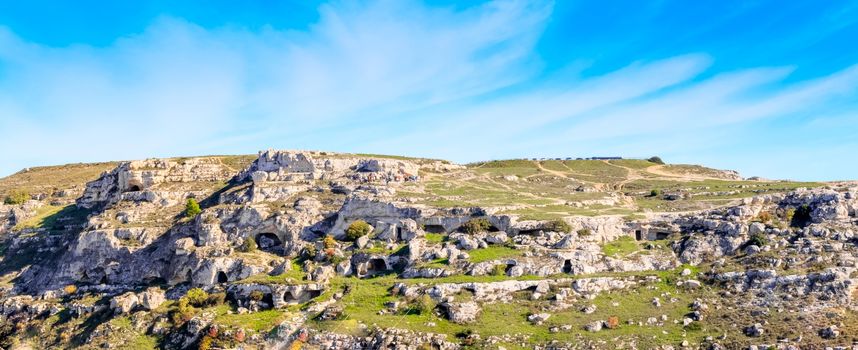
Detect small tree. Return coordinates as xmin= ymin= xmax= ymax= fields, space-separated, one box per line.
xmin=547 ymin=219 xmax=571 ymax=233
xmin=240 ymin=236 xmax=257 ymax=252
xmin=63 ymin=284 xmax=78 ymax=295
xmin=649 ymin=189 xmax=661 ymax=197
xmin=249 ymin=290 xmax=264 ymax=301
xmin=345 ymin=220 xmax=372 ymax=241
xmin=323 ymin=235 xmax=337 ymax=249
xmin=185 ymin=198 xmax=202 ymax=218
xmin=647 ymin=156 xmax=665 ymax=165
xmin=185 ymin=288 xmax=209 ymax=307
xmin=461 ymin=218 xmax=491 ymax=234
xmin=491 ymin=264 xmax=507 ymax=276
xmin=3 ymin=189 xmax=29 ymax=205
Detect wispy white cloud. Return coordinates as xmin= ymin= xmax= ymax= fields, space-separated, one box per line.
xmin=0 ymin=0 xmax=856 ymax=180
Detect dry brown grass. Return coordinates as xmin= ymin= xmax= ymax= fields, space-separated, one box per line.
xmin=0 ymin=162 xmax=118 ymax=199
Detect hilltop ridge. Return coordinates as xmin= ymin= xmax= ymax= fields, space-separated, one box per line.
xmin=0 ymin=150 xmax=855 ymax=349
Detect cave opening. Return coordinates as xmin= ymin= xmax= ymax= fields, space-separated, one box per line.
xmin=216 ymin=271 xmax=228 ymax=284
xmin=562 ymin=260 xmax=573 ymax=274
xmin=255 ymin=232 xmax=283 ymax=254
xmin=424 ymin=224 xmax=446 ymax=234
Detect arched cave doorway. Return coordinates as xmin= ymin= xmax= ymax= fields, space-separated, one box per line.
xmin=216 ymin=271 xmax=228 ymax=284
xmin=255 ymin=232 xmax=283 ymax=254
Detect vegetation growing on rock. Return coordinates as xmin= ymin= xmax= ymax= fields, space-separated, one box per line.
xmin=345 ymin=220 xmax=371 ymax=241
xmin=0 ymin=150 xmax=853 ymax=350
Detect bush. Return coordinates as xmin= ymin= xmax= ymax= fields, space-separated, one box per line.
xmin=173 ymin=298 xmax=196 ymax=325
xmin=323 ymin=235 xmax=337 ymax=249
xmin=491 ymin=264 xmax=507 ymax=276
xmin=3 ymin=190 xmax=29 ymax=205
xmin=754 ymin=211 xmax=773 ymax=223
xmin=185 ymin=198 xmax=202 ymax=218
xmin=649 ymin=189 xmax=661 ymax=197
xmin=577 ymin=228 xmax=592 ymax=236
xmin=606 ymin=316 xmax=619 ymax=329
xmin=249 ymin=290 xmax=264 ymax=301
xmin=4 ymin=190 xmax=28 ymax=205
xmin=303 ymin=244 xmax=317 ymax=259
xmin=647 ymin=156 xmax=665 ymax=165
xmin=414 ymin=294 xmax=436 ymax=315
xmin=747 ymin=233 xmax=768 ymax=248
xmin=783 ymin=208 xmax=796 ymax=223
xmin=684 ymin=321 xmax=703 ymax=331
xmin=185 ymin=288 xmax=209 ymax=307
xmin=206 ymin=292 xmax=226 ymax=306
xmin=234 ymin=328 xmax=246 ymax=342
xmin=240 ymin=236 xmax=257 ymax=252
xmin=198 ymin=335 xmax=213 ymax=350
xmin=547 ymin=219 xmax=571 ymax=233
xmin=345 ymin=220 xmax=372 ymax=241
xmin=461 ymin=218 xmax=491 ymax=234
xmin=63 ymin=285 xmax=78 ymax=295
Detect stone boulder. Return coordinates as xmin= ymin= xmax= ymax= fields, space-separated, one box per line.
xmin=441 ymin=301 xmax=480 ymax=324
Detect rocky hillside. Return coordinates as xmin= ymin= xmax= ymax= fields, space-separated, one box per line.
xmin=0 ymin=150 xmax=855 ymax=350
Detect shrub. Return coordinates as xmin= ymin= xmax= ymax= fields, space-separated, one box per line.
xmin=328 ymin=254 xmax=346 ymax=266
xmin=63 ymin=285 xmax=78 ymax=295
xmin=577 ymin=228 xmax=592 ymax=236
xmin=249 ymin=290 xmax=264 ymax=301
xmin=547 ymin=219 xmax=571 ymax=233
xmin=755 ymin=211 xmax=773 ymax=223
xmin=747 ymin=233 xmax=768 ymax=248
xmin=185 ymin=198 xmax=202 ymax=218
xmin=185 ymin=288 xmax=209 ymax=307
xmin=647 ymin=156 xmax=665 ymax=164
xmin=198 ymin=335 xmax=213 ymax=350
xmin=491 ymin=264 xmax=507 ymax=276
xmin=783 ymin=208 xmax=796 ymax=223
xmin=240 ymin=236 xmax=257 ymax=252
xmin=303 ymin=244 xmax=318 ymax=259
xmin=323 ymin=235 xmax=337 ymax=249
xmin=414 ymin=294 xmax=436 ymax=315
xmin=684 ymin=321 xmax=703 ymax=331
xmin=207 ymin=325 xmax=218 ymax=338
xmin=649 ymin=189 xmax=661 ymax=197
xmin=606 ymin=316 xmax=619 ymax=329
xmin=461 ymin=218 xmax=491 ymax=234
xmin=3 ymin=190 xmax=29 ymax=205
xmin=173 ymin=298 xmax=196 ymax=324
xmin=206 ymin=292 xmax=226 ymax=306
xmin=345 ymin=220 xmax=372 ymax=241
xmin=234 ymin=328 xmax=246 ymax=342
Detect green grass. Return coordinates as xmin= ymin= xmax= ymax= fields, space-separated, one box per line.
xmin=235 ymin=260 xmax=307 ymax=284
xmin=468 ymin=246 xmax=523 ymax=263
xmin=13 ymin=205 xmax=67 ymax=230
xmin=601 ymin=236 xmax=640 ymax=258
xmin=609 ymin=159 xmax=658 ymax=169
xmin=309 ymin=270 xmax=716 ymax=348
xmin=424 ymin=233 xmax=447 ymax=244
xmin=212 ymin=304 xmax=290 ymax=332
xmin=503 ymin=204 xmax=634 ymax=220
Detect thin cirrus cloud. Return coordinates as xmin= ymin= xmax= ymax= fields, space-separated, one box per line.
xmin=0 ymin=0 xmax=856 ymax=181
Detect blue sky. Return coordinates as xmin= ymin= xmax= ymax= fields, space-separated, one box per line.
xmin=1 ymin=1 xmax=857 ymax=181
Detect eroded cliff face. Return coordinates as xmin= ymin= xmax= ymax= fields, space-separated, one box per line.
xmin=0 ymin=151 xmax=856 ymax=349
